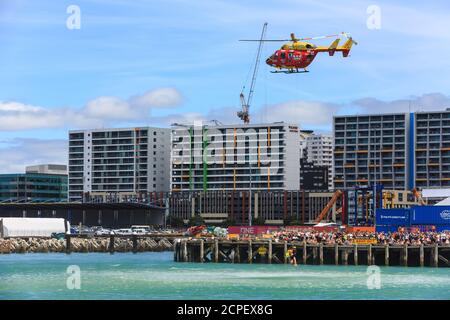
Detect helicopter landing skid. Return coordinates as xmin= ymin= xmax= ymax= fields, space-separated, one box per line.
xmin=271 ymin=70 xmax=309 ymax=74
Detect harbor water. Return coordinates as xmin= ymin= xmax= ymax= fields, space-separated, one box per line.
xmin=0 ymin=252 xmax=449 ymax=300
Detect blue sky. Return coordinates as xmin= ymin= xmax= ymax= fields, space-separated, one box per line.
xmin=1 ymin=0 xmax=450 ymax=172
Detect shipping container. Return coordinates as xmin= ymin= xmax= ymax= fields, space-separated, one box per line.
xmin=410 ymin=206 xmax=450 ymax=225
xmin=375 ymin=225 xmax=399 ymax=233
xmin=375 ymin=208 xmax=410 ymax=226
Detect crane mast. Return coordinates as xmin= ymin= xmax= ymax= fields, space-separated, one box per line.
xmin=238 ymin=22 xmax=267 ymax=124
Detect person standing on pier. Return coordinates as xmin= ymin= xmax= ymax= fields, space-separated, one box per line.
xmin=291 ymin=246 xmax=297 ymax=266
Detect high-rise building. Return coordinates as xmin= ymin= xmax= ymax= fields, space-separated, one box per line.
xmin=333 ymin=113 xmax=411 ymax=190
xmin=299 ymin=158 xmax=329 ymax=191
xmin=299 ymin=130 xmax=314 ymax=159
xmin=414 ymin=110 xmax=450 ymax=188
xmin=68 ymin=127 xmax=171 ymax=202
xmin=171 ymin=122 xmax=300 ymax=192
xmin=305 ymin=134 xmax=333 ymax=189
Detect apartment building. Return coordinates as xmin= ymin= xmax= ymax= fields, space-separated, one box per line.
xmin=333 ymin=113 xmax=411 ymax=190
xmin=305 ymin=133 xmax=333 ymax=189
xmin=68 ymin=127 xmax=170 ymax=202
xmin=414 ymin=110 xmax=450 ymax=188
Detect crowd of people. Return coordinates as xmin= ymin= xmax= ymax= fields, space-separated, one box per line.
xmin=271 ymin=229 xmax=450 ymax=245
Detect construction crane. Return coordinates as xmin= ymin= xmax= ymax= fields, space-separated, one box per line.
xmin=238 ymin=22 xmax=267 ymax=124
xmin=315 ymin=190 xmax=343 ymax=223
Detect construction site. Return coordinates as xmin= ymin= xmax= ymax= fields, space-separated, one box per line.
xmin=169 ymin=188 xmax=421 ymax=226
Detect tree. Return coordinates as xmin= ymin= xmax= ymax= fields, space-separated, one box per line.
xmin=284 ymin=216 xmax=302 ymax=226
xmin=221 ymin=217 xmax=236 ymax=227
xmin=168 ymin=215 xmax=185 ymax=228
xmin=252 ymin=217 xmax=266 ymax=226
xmin=188 ymin=214 xmax=205 ymax=227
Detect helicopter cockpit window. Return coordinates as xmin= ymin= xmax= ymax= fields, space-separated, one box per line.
xmin=306 ymin=44 xmax=312 ymax=49
xmin=288 ymin=53 xmax=293 ymax=59
xmin=280 ymin=52 xmax=286 ymax=59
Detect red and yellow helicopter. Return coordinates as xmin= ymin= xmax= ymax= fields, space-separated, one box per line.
xmin=241 ymin=30 xmax=357 ymax=73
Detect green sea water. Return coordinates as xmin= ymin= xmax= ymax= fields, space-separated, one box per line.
xmin=0 ymin=252 xmax=449 ymax=300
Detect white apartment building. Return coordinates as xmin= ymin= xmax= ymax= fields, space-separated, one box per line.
xmin=305 ymin=134 xmax=333 ymax=190
xmin=68 ymin=127 xmax=171 ymax=202
xmin=171 ymin=122 xmax=301 ymax=191
xmin=299 ymin=132 xmax=333 ymax=190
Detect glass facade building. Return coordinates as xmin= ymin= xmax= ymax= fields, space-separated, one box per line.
xmin=0 ymin=173 xmax=68 ymax=202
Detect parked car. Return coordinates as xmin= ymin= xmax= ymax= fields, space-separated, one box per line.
xmin=94 ymin=228 xmax=113 ymax=236
xmin=132 ymin=228 xmax=148 ymax=235
xmin=131 ymin=225 xmax=153 ymax=233
xmin=114 ymin=228 xmax=133 ymax=236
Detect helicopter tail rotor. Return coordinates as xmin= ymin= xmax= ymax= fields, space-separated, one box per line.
xmin=341 ymin=32 xmax=358 ymax=45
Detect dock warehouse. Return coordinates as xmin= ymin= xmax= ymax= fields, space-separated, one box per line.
xmin=0 ymin=202 xmax=165 ymax=228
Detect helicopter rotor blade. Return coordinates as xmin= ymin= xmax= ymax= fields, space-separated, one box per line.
xmin=239 ymin=39 xmax=290 ymax=42
xmin=295 ymin=34 xmax=340 ymax=41
xmin=241 ymin=32 xmax=358 ymax=44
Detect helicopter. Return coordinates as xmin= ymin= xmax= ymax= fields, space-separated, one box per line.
xmin=241 ymin=31 xmax=357 ymax=73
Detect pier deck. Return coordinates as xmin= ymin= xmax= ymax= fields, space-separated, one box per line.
xmin=174 ymin=239 xmax=450 ymax=267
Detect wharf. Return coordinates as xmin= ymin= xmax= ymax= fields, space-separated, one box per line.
xmin=174 ymin=238 xmax=450 ymax=267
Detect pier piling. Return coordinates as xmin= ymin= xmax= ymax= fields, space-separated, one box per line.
xmin=173 ymin=240 xmax=178 ymax=262
xmin=384 ymin=244 xmax=389 ymax=266
xmin=354 ymin=244 xmax=358 ymax=266
xmin=268 ymin=240 xmax=273 ymax=264
xmin=403 ymin=244 xmax=408 ymax=267
xmin=319 ymin=243 xmax=324 ymax=265
xmin=420 ymin=244 xmax=424 ymax=267
xmin=132 ymin=235 xmax=138 ymax=254
xmin=334 ymin=244 xmax=339 ymax=265
xmin=312 ymin=246 xmax=318 ymax=264
xmin=65 ymin=234 xmax=71 ymax=254
xmin=200 ymin=240 xmax=204 ymax=263
xmin=302 ymin=241 xmax=307 ymax=265
xmin=236 ymin=244 xmax=241 ymax=263
xmin=109 ymin=235 xmax=115 ymax=254
xmin=183 ymin=240 xmax=188 ymax=262
xmin=248 ymin=240 xmax=253 ymax=264
xmin=368 ymin=244 xmax=372 ymax=266
xmin=284 ymin=241 xmax=288 ymax=264
xmin=214 ymin=239 xmax=219 ymax=263
xmin=342 ymin=249 xmax=348 ymax=266
xmin=433 ymin=244 xmax=439 ymax=267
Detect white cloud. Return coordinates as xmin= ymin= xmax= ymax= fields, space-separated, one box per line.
xmin=150 ymin=93 xmax=450 ymax=131
xmin=84 ymin=96 xmax=136 ymax=120
xmin=130 ymin=87 xmax=183 ymax=109
xmin=354 ymin=93 xmax=450 ymax=114
xmin=0 ymin=87 xmax=184 ymax=131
